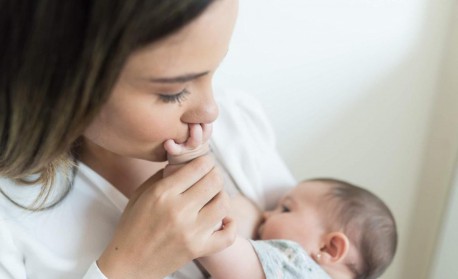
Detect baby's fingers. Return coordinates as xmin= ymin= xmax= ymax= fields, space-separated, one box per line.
xmin=186 ymin=123 xmax=203 ymax=149
xmin=201 ymin=124 xmax=213 ymax=142
xmin=164 ymin=139 xmax=183 ymax=156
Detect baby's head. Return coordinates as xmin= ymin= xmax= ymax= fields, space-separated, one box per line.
xmin=257 ymin=178 xmax=397 ymax=279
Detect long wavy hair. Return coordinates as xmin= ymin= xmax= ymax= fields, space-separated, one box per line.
xmin=0 ymin=0 xmax=215 ymax=209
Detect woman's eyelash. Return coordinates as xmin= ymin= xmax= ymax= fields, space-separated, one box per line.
xmin=281 ymin=205 xmax=290 ymax=212
xmin=159 ymin=89 xmax=190 ymax=104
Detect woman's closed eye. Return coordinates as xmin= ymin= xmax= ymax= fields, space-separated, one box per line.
xmin=159 ymin=89 xmax=190 ymax=104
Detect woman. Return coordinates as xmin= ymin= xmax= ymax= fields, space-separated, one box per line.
xmin=0 ymin=0 xmax=295 ymax=278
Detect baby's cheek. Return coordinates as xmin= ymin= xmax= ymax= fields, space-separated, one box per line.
xmin=260 ymin=223 xmax=279 ymax=240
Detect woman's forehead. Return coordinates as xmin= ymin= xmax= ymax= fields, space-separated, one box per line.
xmin=122 ymin=0 xmax=238 ymax=80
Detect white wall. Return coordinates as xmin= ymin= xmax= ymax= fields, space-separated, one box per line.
xmin=215 ymin=0 xmax=458 ymax=278
xmin=431 ymin=174 xmax=458 ymax=278
xmin=428 ymin=3 xmax=458 ymax=278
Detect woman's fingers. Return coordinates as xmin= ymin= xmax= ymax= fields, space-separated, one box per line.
xmin=128 ymin=169 xmax=164 ymax=205
xmin=210 ymin=217 xmax=237 ymax=250
xmin=154 ymin=155 xmax=215 ymax=194
xmin=180 ymin=167 xmax=224 ymax=211
xmin=162 ymin=159 xmax=227 ymax=228
xmin=153 ymin=155 xmax=229 ymax=232
xmin=179 ymin=192 xmax=235 ymax=258
xmin=196 ymin=216 xmax=237 ymax=257
xmin=196 ymin=191 xmax=230 ymax=231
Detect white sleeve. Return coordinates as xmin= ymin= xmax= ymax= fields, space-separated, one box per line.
xmin=212 ymin=89 xmax=296 ymax=210
xmin=82 ymin=262 xmax=108 ymax=279
xmin=0 ymin=218 xmax=107 ymax=279
xmin=0 ymin=218 xmax=26 ymax=279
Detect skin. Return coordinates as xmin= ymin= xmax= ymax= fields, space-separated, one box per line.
xmin=80 ymin=1 xmax=241 ymax=278
xmin=164 ymin=123 xmax=264 ymax=238
xmin=258 ymin=181 xmax=329 ymax=253
xmin=159 ymin=124 xmax=357 ymax=279
xmin=164 ymin=124 xmax=212 ymax=166
xmin=200 ymin=181 xmax=355 ymax=279
xmin=259 ymin=181 xmax=355 ymax=278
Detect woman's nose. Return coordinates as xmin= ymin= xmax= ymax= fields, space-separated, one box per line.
xmin=182 ymin=87 xmax=219 ymax=124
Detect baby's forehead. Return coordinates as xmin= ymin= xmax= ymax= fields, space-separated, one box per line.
xmin=292 ymin=180 xmax=333 ymax=197
xmin=281 ymin=181 xmax=334 ymax=209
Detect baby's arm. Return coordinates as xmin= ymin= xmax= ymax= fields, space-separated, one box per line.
xmin=199 ymin=236 xmax=265 ymax=279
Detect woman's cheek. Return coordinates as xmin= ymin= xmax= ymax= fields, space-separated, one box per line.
xmin=140 ymin=117 xmax=188 ymax=144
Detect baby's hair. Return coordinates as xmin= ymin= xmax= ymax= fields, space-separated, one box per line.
xmin=308 ymin=178 xmax=397 ymax=279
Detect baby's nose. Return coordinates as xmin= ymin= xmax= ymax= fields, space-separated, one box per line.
xmin=262 ymin=210 xmax=274 ymax=220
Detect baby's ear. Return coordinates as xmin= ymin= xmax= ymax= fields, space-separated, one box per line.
xmin=316 ymin=232 xmax=350 ymax=264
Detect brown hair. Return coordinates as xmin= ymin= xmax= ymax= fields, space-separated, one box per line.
xmin=0 ymin=0 xmax=215 ymax=209
xmin=310 ymin=178 xmax=397 ymax=279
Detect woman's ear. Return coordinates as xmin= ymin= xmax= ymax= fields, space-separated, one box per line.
xmin=315 ymin=232 xmax=350 ymax=264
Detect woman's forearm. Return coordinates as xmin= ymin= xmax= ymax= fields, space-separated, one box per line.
xmin=198 ymin=236 xmax=265 ymax=279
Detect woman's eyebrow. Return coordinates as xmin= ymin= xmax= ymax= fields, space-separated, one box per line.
xmin=148 ymin=71 xmax=210 ymax=84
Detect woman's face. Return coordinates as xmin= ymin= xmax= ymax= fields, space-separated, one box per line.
xmin=84 ymin=0 xmax=238 ymax=162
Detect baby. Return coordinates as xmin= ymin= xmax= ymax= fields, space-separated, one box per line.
xmin=164 ymin=124 xmax=397 ymax=279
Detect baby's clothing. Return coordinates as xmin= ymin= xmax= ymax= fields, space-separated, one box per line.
xmin=250 ymin=239 xmax=332 ymax=279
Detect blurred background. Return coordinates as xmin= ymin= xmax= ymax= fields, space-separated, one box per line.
xmin=215 ymin=0 xmax=458 ymax=278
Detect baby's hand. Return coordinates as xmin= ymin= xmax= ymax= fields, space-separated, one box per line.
xmin=163 ymin=124 xmax=212 ymax=177
xmin=164 ymin=123 xmax=212 ymax=161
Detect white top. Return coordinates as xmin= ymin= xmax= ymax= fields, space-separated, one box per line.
xmin=0 ymin=90 xmax=296 ymax=279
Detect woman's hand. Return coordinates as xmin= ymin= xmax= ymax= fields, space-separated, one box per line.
xmin=97 ymin=155 xmax=236 ymax=279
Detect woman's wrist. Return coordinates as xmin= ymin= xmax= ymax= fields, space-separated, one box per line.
xmin=96 ymin=244 xmax=164 ymax=279
xmin=97 ymin=248 xmax=133 ymax=279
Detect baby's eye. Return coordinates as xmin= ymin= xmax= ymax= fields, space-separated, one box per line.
xmin=159 ymin=89 xmax=190 ymax=104
xmin=281 ymin=205 xmax=290 ymax=213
